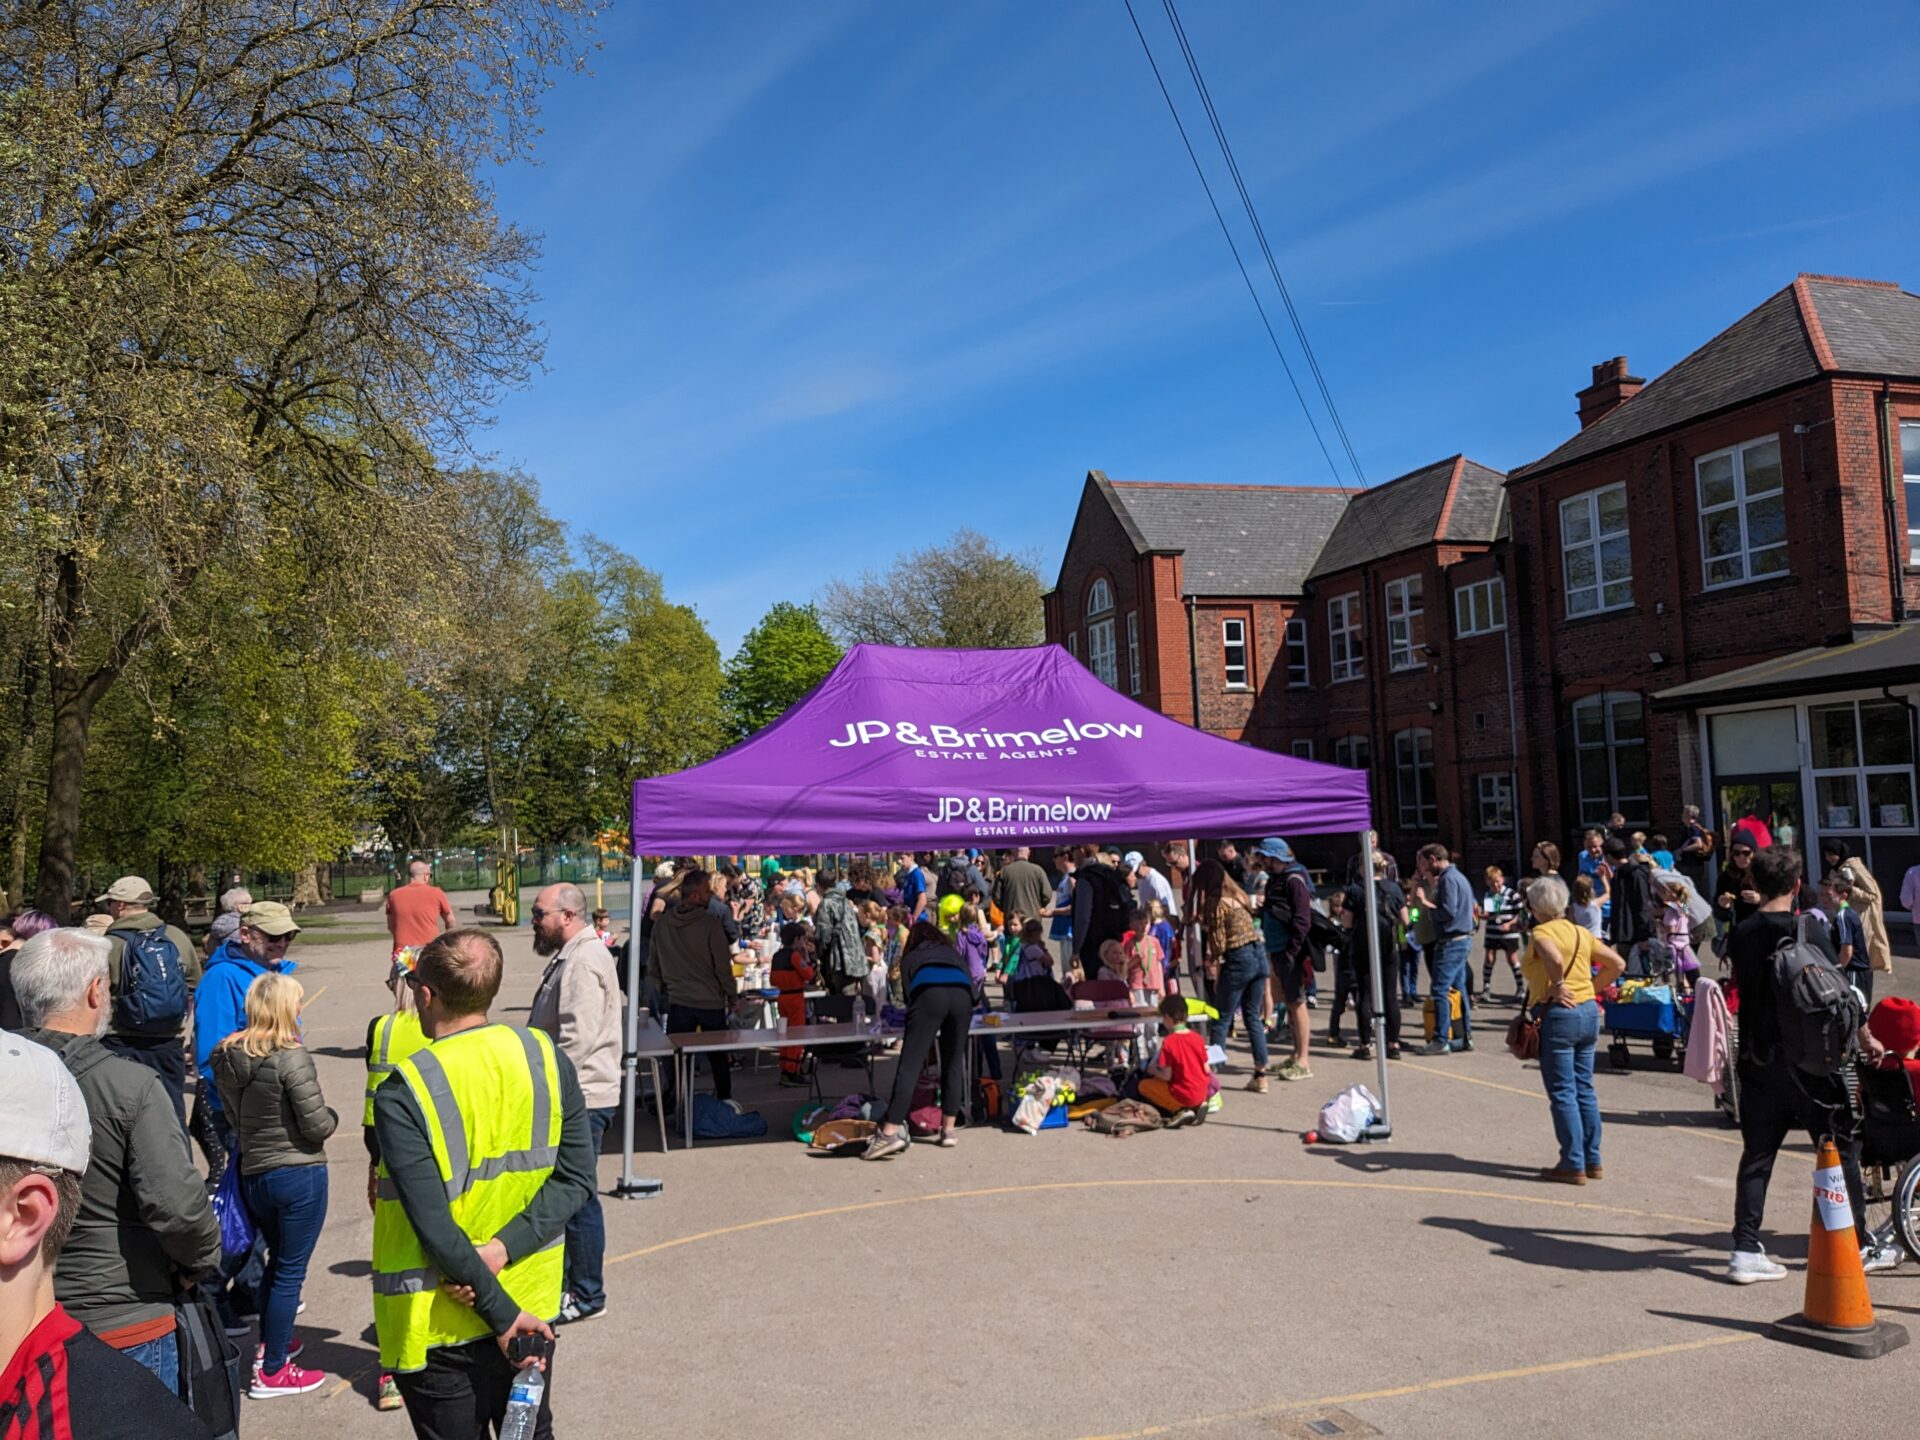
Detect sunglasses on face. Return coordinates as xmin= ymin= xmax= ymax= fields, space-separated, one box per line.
xmin=530 ymin=907 xmax=574 ymax=922
xmin=1732 ymin=847 xmax=1753 ymax=857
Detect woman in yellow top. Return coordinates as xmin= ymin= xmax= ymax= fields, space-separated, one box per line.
xmin=1522 ymin=875 xmax=1626 ymax=1186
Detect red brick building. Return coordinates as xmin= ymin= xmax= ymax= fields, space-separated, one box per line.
xmin=1045 ymin=274 xmax=1920 ymax=898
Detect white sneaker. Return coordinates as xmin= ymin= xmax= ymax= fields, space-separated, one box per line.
xmin=1726 ymin=1249 xmax=1789 ymax=1284
xmin=1862 ymin=1241 xmax=1903 ymax=1274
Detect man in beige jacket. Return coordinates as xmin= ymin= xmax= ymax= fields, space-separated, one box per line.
xmin=528 ymin=882 xmax=621 ymax=1324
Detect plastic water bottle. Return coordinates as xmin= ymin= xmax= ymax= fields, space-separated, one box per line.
xmin=852 ymin=997 xmax=867 ymax=1031
xmin=500 ymin=1366 xmax=545 ymax=1440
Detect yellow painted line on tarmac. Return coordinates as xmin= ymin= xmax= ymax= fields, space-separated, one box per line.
xmin=1073 ymin=1333 xmax=1758 ymax=1439
xmin=301 ymin=984 xmax=328 ymax=1009
xmin=603 ymin=1177 xmax=1720 ymax=1269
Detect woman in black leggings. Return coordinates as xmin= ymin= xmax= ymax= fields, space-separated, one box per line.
xmin=863 ymin=921 xmax=973 ymax=1160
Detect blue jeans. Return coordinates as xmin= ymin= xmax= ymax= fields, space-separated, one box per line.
xmin=122 ymin=1330 xmax=181 ymax=1397
xmin=1539 ymin=1000 xmax=1601 ymax=1171
xmin=1209 ymin=943 xmax=1271 ymax=1071
xmin=565 ymin=1107 xmax=614 ymax=1312
xmin=242 ymin=1164 xmax=329 ymax=1372
xmin=1431 ymin=937 xmax=1472 ymax=1045
xmin=1400 ymin=944 xmax=1421 ymax=1002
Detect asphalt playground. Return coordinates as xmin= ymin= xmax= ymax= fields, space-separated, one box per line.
xmin=244 ymin=902 xmax=1920 ymax=1439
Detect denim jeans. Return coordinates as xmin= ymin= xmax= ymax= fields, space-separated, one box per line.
xmin=1209 ymin=943 xmax=1271 ymax=1070
xmin=564 ymin=1107 xmax=614 ymax=1311
xmin=121 ymin=1330 xmax=181 ymax=1397
xmin=241 ymin=1164 xmax=329 ymax=1372
xmin=1430 ymin=937 xmax=1473 ymax=1045
xmin=1538 ymin=1000 xmax=1601 ymax=1171
xmin=1399 ymin=944 xmax=1422 ymax=1003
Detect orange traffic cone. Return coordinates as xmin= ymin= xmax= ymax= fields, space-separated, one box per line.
xmin=1769 ymin=1139 xmax=1909 ymax=1358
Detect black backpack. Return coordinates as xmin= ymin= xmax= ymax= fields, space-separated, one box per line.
xmin=936 ymin=858 xmax=972 ymax=900
xmin=1770 ymin=915 xmax=1863 ymax=1076
xmin=1264 ymin=870 xmax=1342 ymax=953
xmin=1077 ymin=864 xmax=1130 ymax=947
xmin=108 ymin=924 xmax=188 ymax=1035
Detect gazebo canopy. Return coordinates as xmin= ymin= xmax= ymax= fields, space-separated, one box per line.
xmin=631 ymin=643 xmax=1371 ymax=854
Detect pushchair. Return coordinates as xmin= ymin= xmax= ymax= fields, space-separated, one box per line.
xmin=1855 ymin=1058 xmax=1920 ymax=1263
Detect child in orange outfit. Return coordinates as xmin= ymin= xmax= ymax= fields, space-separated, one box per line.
xmin=771 ymin=922 xmax=815 ymax=1087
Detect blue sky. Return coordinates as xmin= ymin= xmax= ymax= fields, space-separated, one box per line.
xmin=485 ymin=1 xmax=1920 ymax=651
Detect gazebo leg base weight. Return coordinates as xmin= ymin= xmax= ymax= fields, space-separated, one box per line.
xmin=1767 ymin=1313 xmax=1908 ymax=1358
xmin=614 ymin=1178 xmax=664 ymax=1200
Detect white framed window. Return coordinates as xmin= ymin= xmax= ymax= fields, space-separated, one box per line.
xmin=1285 ymin=617 xmax=1309 ymax=687
xmin=1810 ymin=699 xmax=1915 ymax=833
xmin=1697 ymin=435 xmax=1786 ymax=587
xmin=1454 ymin=577 xmax=1507 ymax=637
xmin=1394 ymin=728 xmax=1436 ymax=829
xmin=1333 ymin=734 xmax=1370 ymax=771
xmin=1572 ymin=692 xmax=1647 ymax=826
xmin=1384 ymin=576 xmax=1424 ymax=670
xmin=1088 ymin=618 xmax=1117 ymax=687
xmin=1901 ymin=420 xmax=1920 ymax=566
xmin=1125 ymin=611 xmax=1140 ymax=694
xmin=1477 ymin=773 xmax=1514 ymax=831
xmin=1221 ymin=618 xmax=1249 ymax=689
xmin=1086 ymin=577 xmax=1113 ymax=618
xmin=1328 ymin=593 xmax=1363 ymax=682
xmin=1561 ymin=484 xmax=1632 ymax=616
xmin=1291 ymin=739 xmax=1314 ymax=760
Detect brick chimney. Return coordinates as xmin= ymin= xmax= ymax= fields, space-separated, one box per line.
xmin=1576 ymin=356 xmax=1644 ymax=429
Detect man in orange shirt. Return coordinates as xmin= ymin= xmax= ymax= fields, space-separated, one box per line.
xmin=383 ymin=860 xmax=453 ymax=997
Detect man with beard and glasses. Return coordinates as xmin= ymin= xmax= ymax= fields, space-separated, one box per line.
xmin=526 ymin=882 xmax=620 ymax=1325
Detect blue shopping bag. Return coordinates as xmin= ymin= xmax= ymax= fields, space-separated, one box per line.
xmin=211 ymin=1150 xmax=255 ymax=1263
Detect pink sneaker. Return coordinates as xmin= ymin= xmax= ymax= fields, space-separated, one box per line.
xmin=249 ymin=1361 xmax=329 ymax=1399
xmin=253 ymin=1338 xmax=304 ymax=1369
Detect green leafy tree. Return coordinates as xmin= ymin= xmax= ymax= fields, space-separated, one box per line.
xmin=723 ymin=602 xmax=842 ymax=738
xmin=819 ymin=529 xmax=1044 ymax=649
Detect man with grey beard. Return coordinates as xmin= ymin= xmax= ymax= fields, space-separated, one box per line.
xmin=13 ymin=927 xmax=220 ymax=1394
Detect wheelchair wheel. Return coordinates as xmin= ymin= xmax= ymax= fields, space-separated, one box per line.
xmin=1608 ymin=1039 xmax=1631 ymax=1072
xmin=1892 ymin=1156 xmax=1920 ymax=1263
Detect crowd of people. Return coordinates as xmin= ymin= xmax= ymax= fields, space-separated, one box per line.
xmin=1 ymin=818 xmax=1916 ymax=1436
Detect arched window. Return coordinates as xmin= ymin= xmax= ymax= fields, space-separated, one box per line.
xmin=1084 ymin=578 xmax=1116 ymax=686
xmin=1086 ymin=578 xmax=1113 ymax=618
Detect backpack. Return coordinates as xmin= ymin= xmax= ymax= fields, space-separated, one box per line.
xmin=109 ymin=924 xmax=188 ymax=1035
xmin=817 ymin=892 xmax=867 ymax=980
xmin=1077 ymin=864 xmax=1130 ymax=947
xmin=936 ymin=858 xmax=972 ymax=900
xmin=1263 ymin=870 xmax=1342 ymax=955
xmin=1770 ymin=916 xmax=1863 ymax=1076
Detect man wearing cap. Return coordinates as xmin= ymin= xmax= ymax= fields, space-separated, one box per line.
xmin=96 ymin=877 xmax=201 ymax=1129
xmin=1129 ymin=852 xmax=1175 ymax=918
xmin=191 ymin=903 xmax=302 ymax=1183
xmin=0 ymin=1032 xmax=212 ymax=1438
xmin=12 ymin=929 xmax=220 ymax=1395
xmin=1253 ymin=839 xmax=1316 ymax=1083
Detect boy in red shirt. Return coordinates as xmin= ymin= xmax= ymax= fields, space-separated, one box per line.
xmin=1136 ymin=994 xmax=1211 ymax=1126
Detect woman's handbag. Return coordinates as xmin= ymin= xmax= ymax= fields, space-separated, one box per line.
xmin=211 ymin=1149 xmax=255 ymax=1264
xmin=1506 ymin=1004 xmax=1542 ymax=1061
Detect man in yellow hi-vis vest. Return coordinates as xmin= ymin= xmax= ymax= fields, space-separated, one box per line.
xmin=364 ymin=978 xmax=428 ymax=1413
xmin=371 ymin=928 xmax=593 ymax=1438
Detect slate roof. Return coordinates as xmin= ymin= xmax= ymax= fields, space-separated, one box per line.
xmin=1514 ymin=275 xmax=1920 ymax=479
xmin=1094 ymin=475 xmax=1351 ymax=596
xmin=1305 ymin=456 xmax=1508 ymax=580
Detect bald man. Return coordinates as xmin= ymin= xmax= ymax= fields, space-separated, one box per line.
xmin=527 ymin=883 xmax=620 ymax=1324
xmin=384 ymin=860 xmax=453 ymax=996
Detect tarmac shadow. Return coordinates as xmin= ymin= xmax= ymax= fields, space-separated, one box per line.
xmin=330 ymin=1258 xmax=373 ymax=1278
xmin=1424 ymin=1215 xmax=1725 ymax=1280
xmin=1304 ymin=1146 xmax=1549 ymax=1183
xmin=308 ymin=1044 xmax=366 ymax=1061
xmin=1645 ymin=1308 xmax=1775 ymax=1335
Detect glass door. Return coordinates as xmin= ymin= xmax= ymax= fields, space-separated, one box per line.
xmin=1718 ymin=775 xmax=1804 ymax=853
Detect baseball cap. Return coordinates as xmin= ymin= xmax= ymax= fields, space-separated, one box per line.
xmin=93 ymin=875 xmax=154 ymax=905
xmin=240 ymin=900 xmax=301 ymax=937
xmin=1255 ymin=838 xmax=1295 ymax=862
xmin=653 ymin=862 xmax=676 ymax=882
xmin=0 ymin=1035 xmax=91 ymax=1175
xmin=1123 ymin=851 xmax=1144 ymax=871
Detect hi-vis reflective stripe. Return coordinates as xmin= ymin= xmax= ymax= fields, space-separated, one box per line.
xmin=408 ymin=1031 xmax=556 ymax=1201
xmin=372 ymin=1266 xmax=439 ymax=1295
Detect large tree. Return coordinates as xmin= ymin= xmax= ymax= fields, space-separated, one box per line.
xmin=723 ymin=601 xmax=841 ymax=739
xmin=819 ymin=529 xmax=1044 ymax=650
xmin=0 ymin=0 xmax=586 ymax=910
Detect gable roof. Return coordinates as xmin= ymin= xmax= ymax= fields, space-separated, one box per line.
xmin=1093 ymin=473 xmax=1352 ymax=597
xmin=1513 ymin=274 xmax=1920 ymax=479
xmin=1305 ymin=455 xmax=1508 ymax=580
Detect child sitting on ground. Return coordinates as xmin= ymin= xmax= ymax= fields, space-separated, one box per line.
xmin=1136 ymin=994 xmax=1211 ymax=1126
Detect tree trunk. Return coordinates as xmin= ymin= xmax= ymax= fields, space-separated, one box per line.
xmin=6 ymin=642 xmax=40 ymax=910
xmin=291 ymin=861 xmax=324 ymax=909
xmin=33 ymin=684 xmax=92 ymax=918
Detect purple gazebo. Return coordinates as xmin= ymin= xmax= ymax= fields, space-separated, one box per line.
xmin=618 ymin=643 xmax=1389 ymax=1186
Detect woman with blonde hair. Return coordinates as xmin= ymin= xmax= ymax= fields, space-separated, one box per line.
xmin=211 ymin=971 xmax=337 ymax=1399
